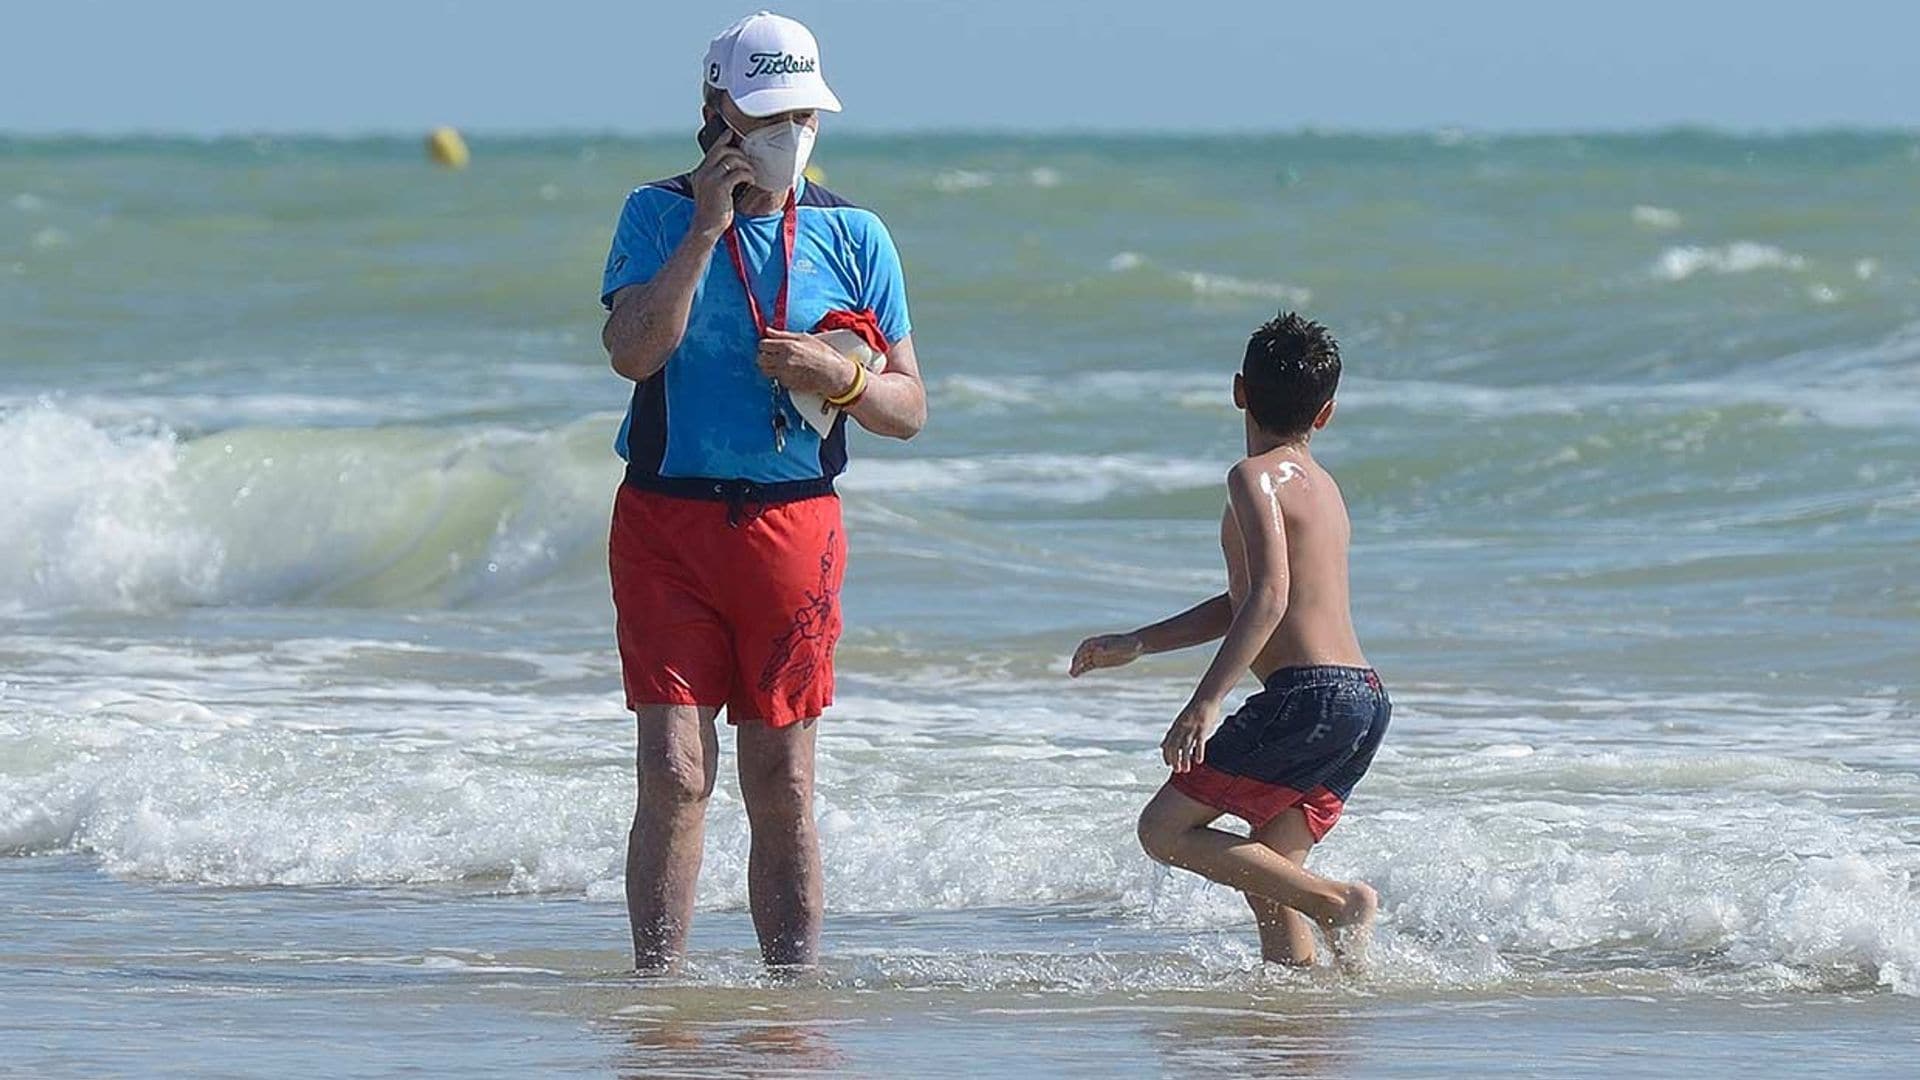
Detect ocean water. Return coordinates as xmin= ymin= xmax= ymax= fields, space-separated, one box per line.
xmin=3 ymin=131 xmax=1919 ymax=1077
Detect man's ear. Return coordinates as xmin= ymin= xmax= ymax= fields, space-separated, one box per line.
xmin=1233 ymin=373 xmax=1247 ymax=411
xmin=1313 ymin=398 xmax=1336 ymax=430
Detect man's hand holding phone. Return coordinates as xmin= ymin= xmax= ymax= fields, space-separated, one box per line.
xmin=690 ymin=133 xmax=753 ymax=240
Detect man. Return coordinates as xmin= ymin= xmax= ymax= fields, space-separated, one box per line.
xmin=599 ymin=11 xmax=924 ymax=971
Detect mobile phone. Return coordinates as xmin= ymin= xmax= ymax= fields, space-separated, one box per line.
xmin=697 ymin=113 xmax=749 ymax=196
xmin=697 ymin=112 xmax=733 ymax=154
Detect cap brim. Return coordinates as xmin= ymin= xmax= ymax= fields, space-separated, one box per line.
xmin=732 ymin=83 xmax=843 ymax=116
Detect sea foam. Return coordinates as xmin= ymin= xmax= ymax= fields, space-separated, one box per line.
xmin=0 ymin=405 xmax=620 ymax=614
xmin=1653 ymin=242 xmax=1807 ymax=281
xmin=5 ymin=671 xmax=1916 ymax=996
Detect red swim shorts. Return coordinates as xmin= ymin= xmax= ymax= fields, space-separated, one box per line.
xmin=609 ymin=485 xmax=846 ymax=727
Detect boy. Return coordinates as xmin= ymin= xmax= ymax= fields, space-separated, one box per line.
xmin=1070 ymin=312 xmax=1385 ymax=966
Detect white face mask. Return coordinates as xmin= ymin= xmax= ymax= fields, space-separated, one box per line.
xmin=735 ymin=119 xmax=816 ymax=194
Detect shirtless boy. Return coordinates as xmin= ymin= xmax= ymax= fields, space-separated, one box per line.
xmin=1070 ymin=312 xmax=1385 ymax=965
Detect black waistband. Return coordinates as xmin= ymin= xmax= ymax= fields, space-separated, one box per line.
xmin=622 ymin=467 xmax=836 ymax=506
xmin=1260 ymin=665 xmax=1383 ymax=692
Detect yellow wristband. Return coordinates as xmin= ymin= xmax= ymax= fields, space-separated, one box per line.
xmin=824 ymin=360 xmax=868 ymax=407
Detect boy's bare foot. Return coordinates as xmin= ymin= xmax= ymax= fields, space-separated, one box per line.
xmin=1320 ymin=882 xmax=1378 ymax=969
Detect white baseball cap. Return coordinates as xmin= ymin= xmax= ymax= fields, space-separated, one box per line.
xmin=703 ymin=11 xmax=843 ymax=117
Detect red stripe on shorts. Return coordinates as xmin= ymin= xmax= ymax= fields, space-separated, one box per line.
xmin=1170 ymin=763 xmax=1347 ymax=841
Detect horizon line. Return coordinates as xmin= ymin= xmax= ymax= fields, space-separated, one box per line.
xmin=6 ymin=122 xmax=1919 ymax=142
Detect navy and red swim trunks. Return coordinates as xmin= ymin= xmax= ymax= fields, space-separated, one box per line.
xmin=1171 ymin=665 xmax=1390 ymax=841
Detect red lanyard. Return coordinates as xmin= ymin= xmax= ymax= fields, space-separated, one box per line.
xmin=722 ymin=193 xmax=798 ymax=337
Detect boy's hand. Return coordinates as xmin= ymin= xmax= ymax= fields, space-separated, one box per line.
xmin=1162 ymin=698 xmax=1219 ymax=773
xmin=1069 ymin=633 xmax=1144 ymax=677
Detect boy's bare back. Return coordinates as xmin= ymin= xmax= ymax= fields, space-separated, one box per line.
xmin=1220 ymin=447 xmax=1367 ymax=683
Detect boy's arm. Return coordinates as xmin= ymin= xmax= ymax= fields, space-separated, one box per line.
xmin=1164 ymin=463 xmax=1290 ymax=772
xmin=1068 ymin=593 xmax=1230 ymax=677
xmin=1135 ymin=593 xmax=1233 ymax=654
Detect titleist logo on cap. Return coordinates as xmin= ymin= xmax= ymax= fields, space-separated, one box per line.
xmin=745 ymin=51 xmax=817 ymax=78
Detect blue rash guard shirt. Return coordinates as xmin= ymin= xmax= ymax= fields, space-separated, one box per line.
xmin=600 ymin=176 xmax=911 ymax=500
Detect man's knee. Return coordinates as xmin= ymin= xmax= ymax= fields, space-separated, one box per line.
xmin=737 ymin=721 xmax=818 ymax=826
xmin=741 ymin=762 xmax=813 ymax=826
xmin=633 ymin=706 xmax=716 ymax=811
xmin=739 ymin=757 xmax=812 ymax=830
xmin=640 ymin=746 xmax=714 ymax=808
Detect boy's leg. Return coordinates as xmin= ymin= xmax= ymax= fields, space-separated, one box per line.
xmin=1137 ymin=784 xmax=1375 ymax=932
xmin=1246 ymin=807 xmax=1319 ymax=966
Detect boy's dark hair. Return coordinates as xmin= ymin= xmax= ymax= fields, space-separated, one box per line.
xmin=1241 ymin=311 xmax=1341 ymax=438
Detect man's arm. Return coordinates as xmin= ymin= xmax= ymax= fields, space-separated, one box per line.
xmin=755 ymin=331 xmax=927 ymax=440
xmin=1163 ymin=464 xmax=1290 ymax=771
xmin=603 ymin=230 xmax=721 ymax=381
xmin=602 ymin=139 xmax=754 ymax=382
xmin=843 ymin=333 xmax=926 ymax=439
xmin=825 ymin=207 xmax=924 ymax=439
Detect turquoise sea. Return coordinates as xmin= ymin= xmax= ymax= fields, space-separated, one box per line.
xmin=3 ymin=131 xmax=1918 ymax=1076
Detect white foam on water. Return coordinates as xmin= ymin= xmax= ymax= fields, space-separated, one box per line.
xmin=932 ymin=169 xmax=993 ymax=193
xmin=0 ymin=405 xmax=621 ymax=614
xmin=5 ymin=390 xmax=448 ymax=430
xmin=4 ymin=662 xmax=1916 ymax=996
xmin=0 ymin=406 xmax=222 ymax=613
xmin=0 ymin=403 xmax=1241 ymax=616
xmin=1104 ymin=251 xmax=1312 ymax=305
xmin=934 ymin=343 xmax=1920 ymax=431
xmin=8 ymin=337 xmax=1911 ymax=623
xmin=1652 ymin=242 xmax=1807 ymax=281
xmin=842 ymin=453 xmax=1223 ymax=504
xmin=1339 ymin=368 xmax=1920 ymax=430
xmin=1179 ymin=271 xmax=1312 ymax=305
xmin=1631 ymin=205 xmax=1683 ymax=230
xmin=935 ymin=370 xmax=1224 ymax=417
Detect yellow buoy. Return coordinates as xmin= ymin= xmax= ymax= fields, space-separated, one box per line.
xmin=426 ymin=126 xmax=470 ymax=170
xmin=803 ymin=162 xmax=826 ymax=185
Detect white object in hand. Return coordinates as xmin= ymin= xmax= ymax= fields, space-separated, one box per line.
xmin=789 ymin=328 xmax=885 ymax=437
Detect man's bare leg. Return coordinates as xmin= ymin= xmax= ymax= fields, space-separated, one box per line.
xmin=1137 ymin=785 xmax=1376 ymax=940
xmin=1246 ymin=807 xmax=1319 ymax=966
xmin=736 ymin=718 xmax=822 ymax=968
xmin=627 ymin=704 xmax=720 ymax=972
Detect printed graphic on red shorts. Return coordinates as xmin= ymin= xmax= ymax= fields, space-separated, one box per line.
xmin=758 ymin=531 xmax=841 ymax=697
